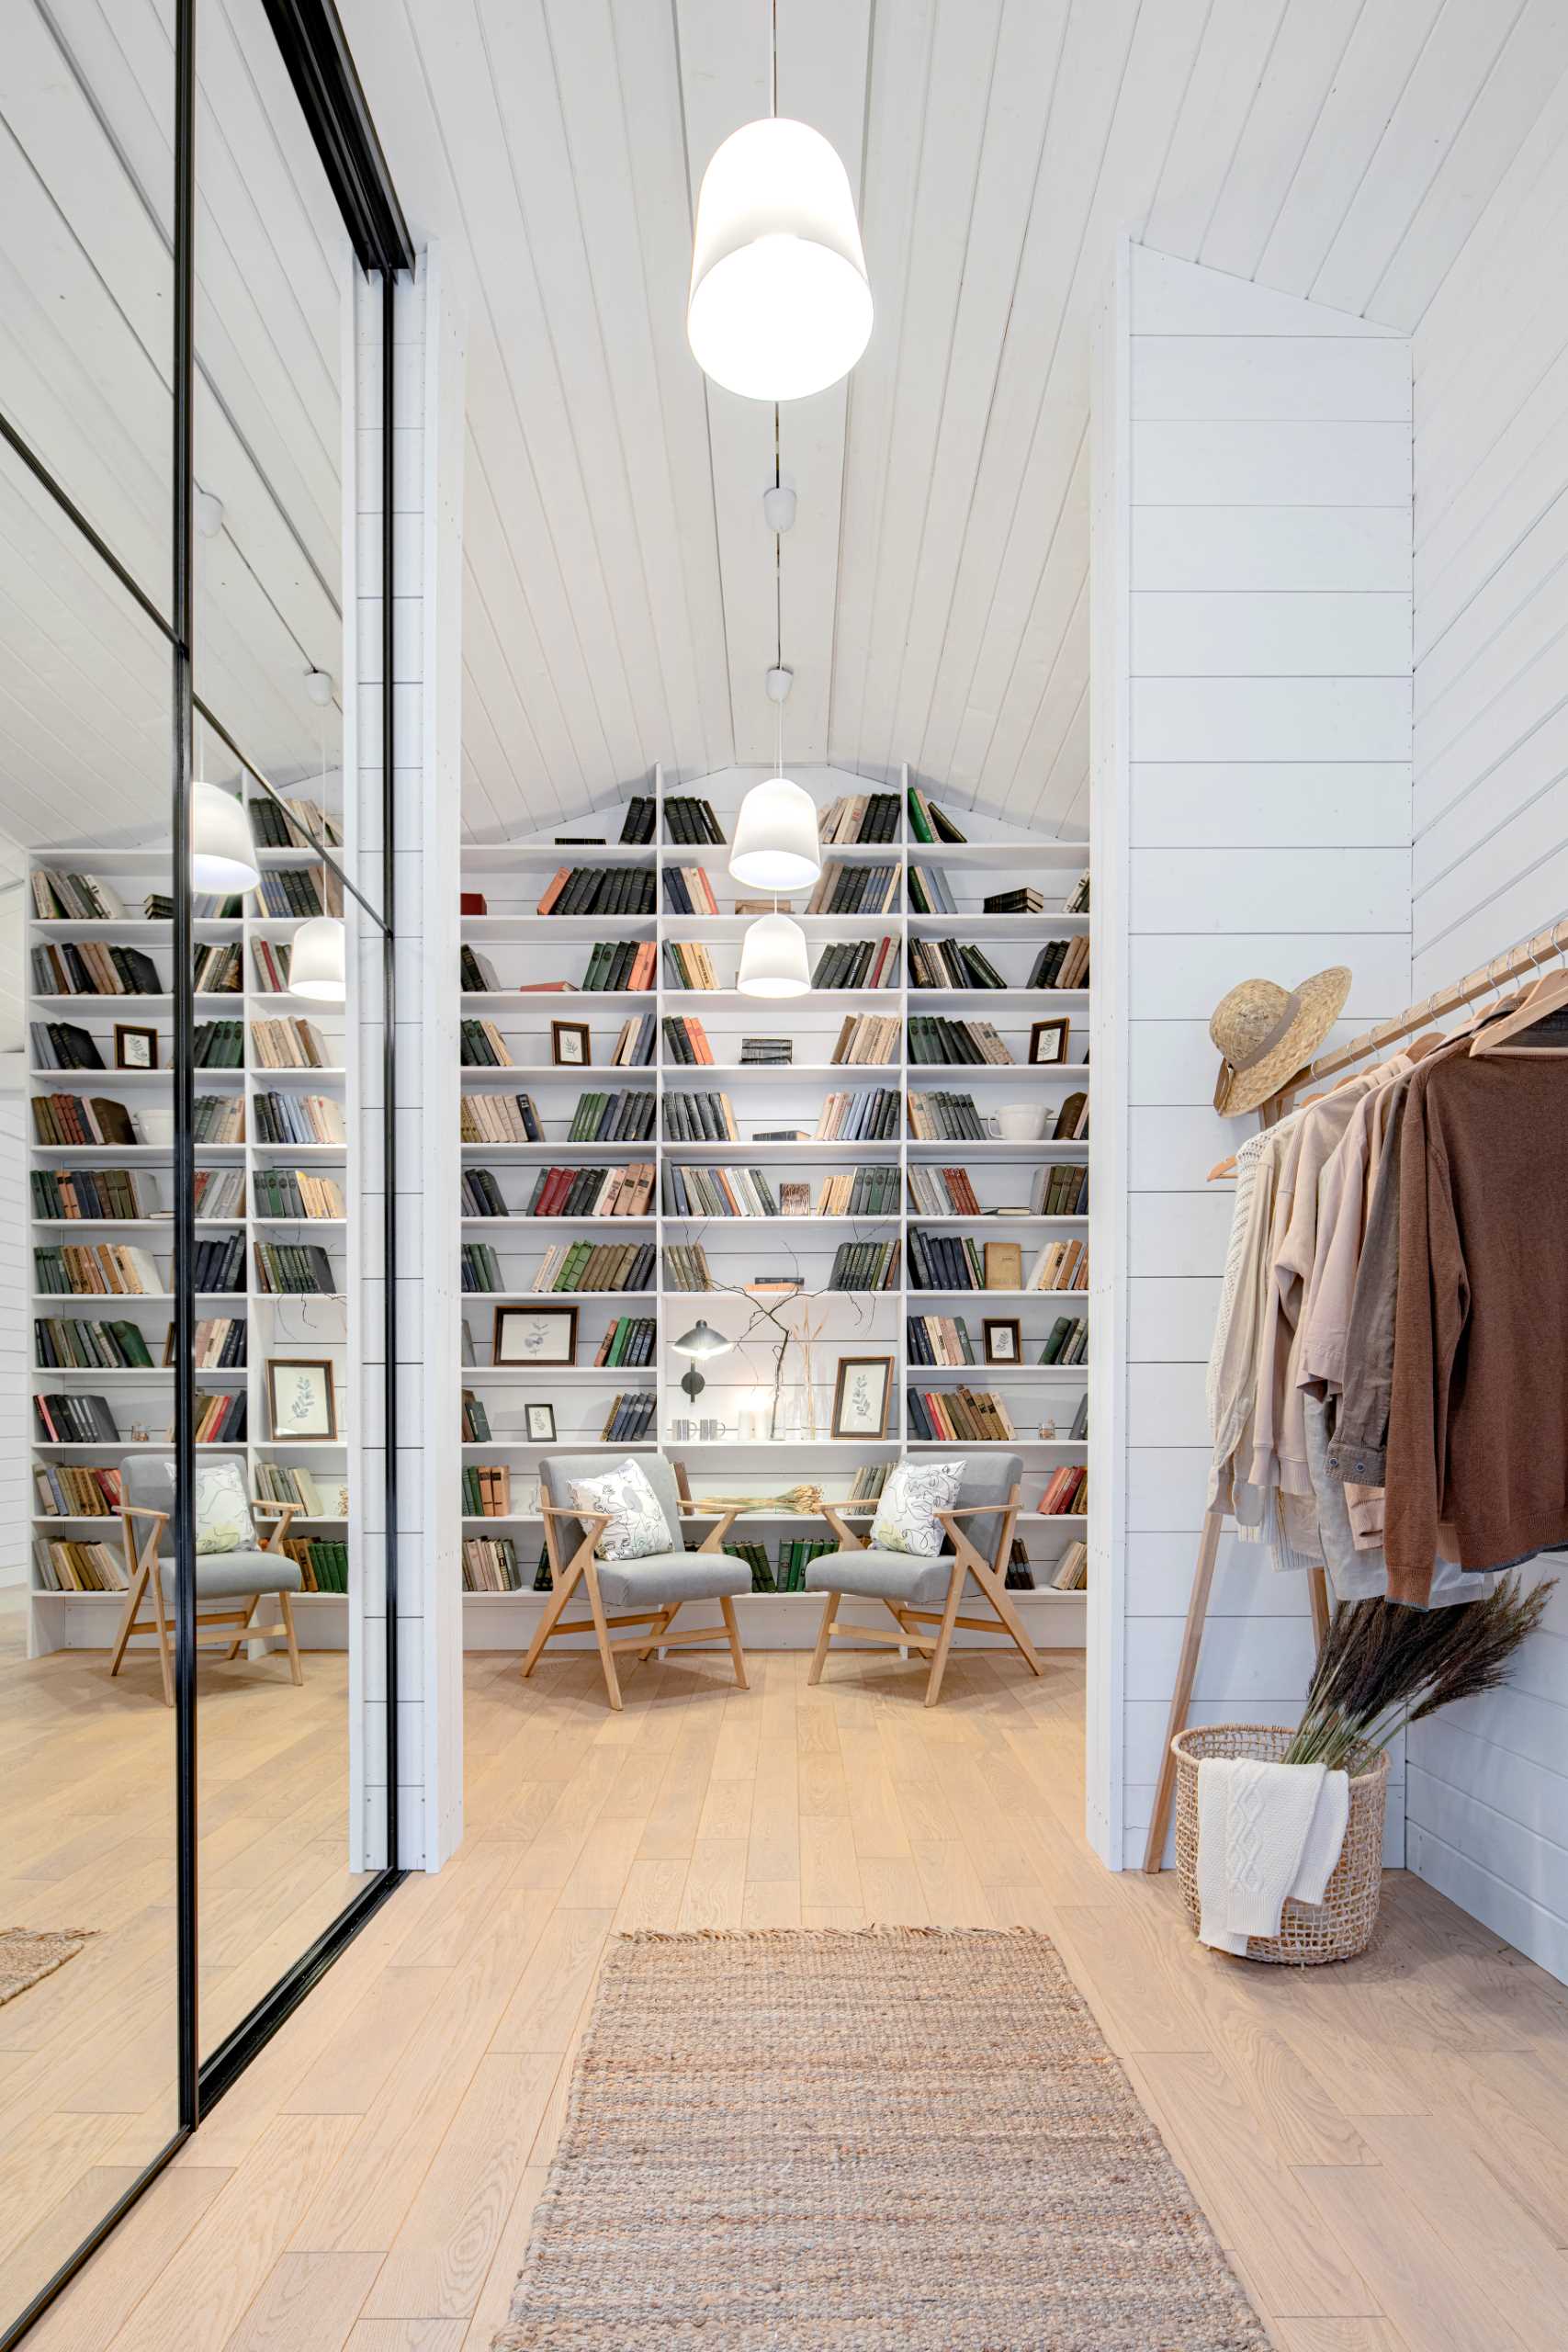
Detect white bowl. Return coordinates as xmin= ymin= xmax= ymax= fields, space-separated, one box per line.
xmin=997 ymin=1105 xmax=1046 ymax=1143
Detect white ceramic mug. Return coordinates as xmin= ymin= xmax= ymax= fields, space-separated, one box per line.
xmin=997 ymin=1104 xmax=1045 ymax=1142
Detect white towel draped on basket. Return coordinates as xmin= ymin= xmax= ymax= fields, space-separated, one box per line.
xmin=1196 ymin=1757 xmax=1349 ymax=1955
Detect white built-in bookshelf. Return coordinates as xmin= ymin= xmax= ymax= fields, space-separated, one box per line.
xmin=26 ymin=815 xmax=351 ymax=1656
xmin=457 ymin=764 xmax=1091 ymax=1641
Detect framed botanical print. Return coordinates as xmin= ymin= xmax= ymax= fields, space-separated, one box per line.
xmin=830 ymin=1354 xmax=894 ymax=1441
xmin=1028 ymin=1018 xmax=1070 ymax=1066
xmin=983 ymin=1317 xmax=1022 ymax=1365
xmin=550 ymin=1019 xmax=591 ymax=1067
xmin=266 ymin=1357 xmax=337 ymax=1442
xmin=492 ymin=1304 xmax=578 ymax=1366
xmin=525 ymin=1401 xmax=557 ymax=1443
xmin=115 ymin=1023 xmax=159 ymax=1070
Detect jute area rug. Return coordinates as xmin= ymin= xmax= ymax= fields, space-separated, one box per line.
xmin=495 ymin=1926 xmax=1269 ymax=2351
xmin=0 ymin=1928 xmax=94 ymax=2008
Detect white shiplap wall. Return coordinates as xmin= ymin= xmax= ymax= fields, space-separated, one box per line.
xmin=1096 ymin=243 xmax=1413 ymax=1869
xmin=1405 ymin=124 xmax=1568 ymax=1983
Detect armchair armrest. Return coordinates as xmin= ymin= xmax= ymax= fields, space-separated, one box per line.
xmin=540 ymin=1502 xmax=612 ymax=1549
xmin=935 ymin=1496 xmax=1020 ymax=1574
xmin=250 ymin=1499 xmax=299 ymax=1555
xmin=820 ymin=1501 xmax=870 ymax=1552
xmin=683 ymin=1504 xmax=742 ymax=1553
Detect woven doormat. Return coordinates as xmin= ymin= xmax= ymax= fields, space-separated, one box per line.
xmin=0 ymin=1927 xmax=94 ymax=2008
xmin=495 ymin=1926 xmax=1268 ymax=2351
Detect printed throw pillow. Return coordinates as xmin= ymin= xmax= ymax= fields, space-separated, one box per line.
xmin=569 ymin=1459 xmax=672 ymax=1562
xmin=193 ymin=1458 xmax=255 ymax=1555
xmin=870 ymin=1458 xmax=965 ymax=1556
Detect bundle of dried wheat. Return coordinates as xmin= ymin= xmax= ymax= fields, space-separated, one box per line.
xmin=688 ymin=1483 xmax=825 ymax=1516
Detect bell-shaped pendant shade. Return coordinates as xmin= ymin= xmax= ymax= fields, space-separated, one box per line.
xmin=729 ymin=776 xmax=821 ymax=893
xmin=738 ymin=910 xmax=811 ymax=999
xmin=688 ymin=118 xmax=873 ymax=401
xmin=289 ymin=914 xmax=347 ymax=1003
xmin=191 ymin=780 xmax=260 ymax=894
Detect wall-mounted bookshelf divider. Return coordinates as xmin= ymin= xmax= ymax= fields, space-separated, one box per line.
xmin=457 ymin=764 xmax=1093 ymax=1638
xmin=26 ymin=819 xmax=352 ymax=1654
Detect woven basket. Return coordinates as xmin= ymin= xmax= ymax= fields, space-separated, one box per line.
xmin=1172 ymin=1724 xmax=1388 ymax=1965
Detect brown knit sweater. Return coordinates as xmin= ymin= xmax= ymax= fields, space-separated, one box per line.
xmin=1385 ymin=1050 xmax=1568 ymax=1600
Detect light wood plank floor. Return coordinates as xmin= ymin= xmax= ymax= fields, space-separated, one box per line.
xmin=14 ymin=1640 xmax=1568 ymax=2351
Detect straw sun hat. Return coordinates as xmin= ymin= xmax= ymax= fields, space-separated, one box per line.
xmin=1210 ymin=967 xmax=1351 ymax=1117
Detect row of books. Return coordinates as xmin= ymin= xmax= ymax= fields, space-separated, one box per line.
xmin=32 ymin=939 xmax=162 ymax=997
xmin=34 ymin=1537 xmax=126 ymax=1591
xmin=31 ymin=1168 xmax=147 ymax=1221
xmin=814 ymin=1167 xmax=901 ymax=1217
xmin=570 ymin=1090 xmax=657 ymax=1143
xmin=192 ymin=1097 xmax=243 ymax=1148
xmin=193 ymin=943 xmax=243 ymax=992
xmin=256 ymin=867 xmax=332 ymax=920
xmin=460 ymin=1092 xmax=543 ymax=1145
xmin=1028 ymin=1239 xmax=1088 ymax=1294
xmin=35 ymin=1316 xmax=155 ymax=1370
xmin=814 ymin=1089 xmax=900 ymax=1142
xmin=460 ymin=1018 xmax=515 ymax=1067
xmin=905 ymin=1315 xmax=984 ymax=1367
xmin=663 ymin=941 xmax=722 ymax=991
xmin=661 ymin=795 xmax=723 ymax=843
xmin=463 ymin=1464 xmax=513 ymax=1518
xmin=662 ymin=867 xmax=720 ymax=915
xmin=663 ymin=1243 xmax=715 ymax=1293
xmin=32 ymin=869 xmax=134 ymax=922
xmin=519 ymin=1164 xmax=656 ymax=1218
xmin=461 ymin=1244 xmax=503 ymax=1292
xmin=907 ymin=1231 xmax=1016 ymax=1294
xmin=252 ymin=1168 xmax=344 ymax=1218
xmin=32 ymin=1094 xmax=139 ymax=1148
xmin=905 ymin=1015 xmax=1014 ymax=1065
xmin=804 ymin=863 xmax=900 ymax=916
xmin=193 ymin=1019 xmax=244 ymax=1068
xmin=601 ymin=1391 xmax=656 ymax=1442
xmin=906 ymin=1387 xmax=1015 ymax=1442
xmin=612 ymin=1013 xmax=657 ymax=1066
xmin=1028 ymin=937 xmax=1089 ymax=990
xmin=1040 ymin=1464 xmax=1087 ymax=1515
xmin=1041 ymin=1315 xmax=1088 ymax=1365
xmin=31 ymin=1023 xmax=107 ymax=1070
xmin=1051 ymin=1539 xmax=1088 ymax=1589
xmin=619 ymin=797 xmax=659 ymax=844
xmin=906 ymin=786 xmax=966 ymax=844
xmin=35 ymin=1242 xmax=163 ymax=1297
xmin=905 ymin=1165 xmax=984 ymax=1216
xmin=195 ymin=1170 xmax=247 ymax=1216
xmin=460 ymin=1169 xmax=509 ymax=1218
xmin=529 ymin=1241 xmax=655 ymax=1293
xmin=462 ymin=1534 xmax=526 ymax=1589
xmin=253 ymin=1092 xmax=345 ymax=1145
xmin=192 ymin=1317 xmax=247 ymax=1367
xmin=250 ymin=941 xmax=295 ymax=993
xmin=35 ymin=1462 xmax=120 ymax=1517
xmin=906 ymin=864 xmax=956 ymax=915
xmin=830 ymin=1013 xmax=899 ymax=1065
xmin=662 ymin=1014 xmax=715 ymax=1064
xmin=254 ymin=1460 xmax=343 ymax=1514
xmin=461 ymin=1391 xmax=492 ymax=1439
xmin=663 ymin=1091 xmax=739 ymax=1142
xmin=195 ymin=1237 xmax=247 ymax=1292
xmin=1037 ymin=1164 xmax=1089 ymax=1216
xmin=536 ymin=865 xmax=656 ymax=916
xmin=193 ymin=1391 xmax=248 ymax=1442
xmin=906 ymin=1091 xmax=984 ymax=1142
xmin=283 ymin=1536 xmax=349 ymax=1593
xmin=809 ymin=938 xmax=900 ymax=990
xmin=597 ymin=1314 xmax=657 ymax=1366
xmin=828 ymin=1240 xmax=902 ymax=1292
xmin=250 ymin=1018 xmax=332 ymax=1069
xmin=818 ymin=792 xmax=900 ymax=844
xmin=725 ymin=1536 xmax=836 ymax=1592
xmin=661 ymin=1165 xmax=779 ymax=1219
xmin=253 ymin=1242 xmax=337 ymax=1295
xmin=984 ymin=888 xmax=1044 ymax=914
xmin=35 ymin=1391 xmax=119 ymax=1442
xmin=251 ymin=794 xmax=341 ymax=851
xmin=908 ymin=938 xmax=1007 ymax=991
xmin=740 ymin=1035 xmax=790 ymax=1064
xmin=581 ymin=940 xmax=655 ymax=991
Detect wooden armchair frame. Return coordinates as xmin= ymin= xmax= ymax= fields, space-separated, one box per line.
xmin=807 ymin=1486 xmax=1043 ymax=1706
xmin=521 ymin=1500 xmax=749 ymax=1711
xmin=109 ymin=1498 xmax=304 ymax=1706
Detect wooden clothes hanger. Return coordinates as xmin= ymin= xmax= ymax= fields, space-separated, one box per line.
xmin=1470 ymin=923 xmax=1568 ymax=1056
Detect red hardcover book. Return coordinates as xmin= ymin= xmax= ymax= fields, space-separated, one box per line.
xmin=535 ymin=869 xmax=570 ymax=917
xmin=459 ymin=892 xmax=488 ymax=916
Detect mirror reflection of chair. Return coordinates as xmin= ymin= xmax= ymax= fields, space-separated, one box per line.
xmin=523 ymin=1453 xmax=750 ymax=1711
xmin=804 ymin=1453 xmax=1043 ymax=1706
xmin=109 ymin=1455 xmax=306 ymax=1705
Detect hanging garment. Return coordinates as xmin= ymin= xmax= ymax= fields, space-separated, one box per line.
xmin=1196 ymin=1756 xmax=1349 ymax=1954
xmin=1303 ymin=1392 xmax=1484 ymax=1608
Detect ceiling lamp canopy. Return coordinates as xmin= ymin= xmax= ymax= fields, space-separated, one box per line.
xmin=688 ymin=118 xmax=873 ymax=401
xmin=729 ymin=775 xmax=821 ymax=893
xmin=191 ymin=780 xmax=260 ymax=895
xmin=289 ymin=914 xmax=347 ymax=1003
xmin=738 ymin=910 xmax=811 ymax=999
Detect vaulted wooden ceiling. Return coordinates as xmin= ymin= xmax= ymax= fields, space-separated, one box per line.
xmin=345 ymin=0 xmax=1568 ymax=842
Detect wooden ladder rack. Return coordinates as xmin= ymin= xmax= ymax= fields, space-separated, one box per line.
xmin=1141 ymin=909 xmax=1568 ymax=1873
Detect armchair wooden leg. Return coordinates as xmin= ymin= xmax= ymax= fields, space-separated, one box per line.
xmin=925 ymin=1564 xmax=966 ymax=1708
xmin=278 ymin=1589 xmax=304 ymax=1686
xmin=969 ymin=1556 xmax=1043 ymax=1677
xmin=719 ymin=1595 xmax=748 ymax=1690
xmin=108 ymin=1565 xmax=149 ymax=1679
xmin=521 ymin=1561 xmax=581 ymax=1680
xmin=581 ymin=1561 xmax=622 ymax=1712
xmin=637 ymin=1604 xmax=677 ymax=1663
xmin=225 ymin=1595 xmax=260 ymax=1662
xmin=807 ymin=1591 xmax=840 ymax=1686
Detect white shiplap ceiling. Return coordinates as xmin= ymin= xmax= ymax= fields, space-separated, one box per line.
xmin=341 ymin=0 xmax=1568 ymax=842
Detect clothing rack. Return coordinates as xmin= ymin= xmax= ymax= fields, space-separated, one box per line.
xmin=1141 ymin=910 xmax=1568 ymax=1873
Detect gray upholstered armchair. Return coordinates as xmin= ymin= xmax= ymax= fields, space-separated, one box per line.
xmin=804 ymin=1453 xmax=1043 ymax=1704
xmin=522 ymin=1453 xmax=750 ymax=1710
xmin=110 ymin=1454 xmax=305 ymax=1705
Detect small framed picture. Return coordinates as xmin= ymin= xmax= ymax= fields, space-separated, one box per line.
xmin=830 ymin=1354 xmax=894 ymax=1441
xmin=551 ymin=1019 xmax=591 ymax=1068
xmin=266 ymin=1357 xmax=337 ymax=1442
xmin=985 ymin=1241 xmax=1023 ymax=1291
xmin=492 ymin=1303 xmax=578 ymax=1367
xmin=525 ymin=1401 xmax=557 ymax=1443
xmin=984 ymin=1317 xmax=1022 ymax=1365
xmin=1029 ymin=1018 xmax=1070 ymax=1066
xmin=779 ymin=1182 xmax=811 ymax=1216
xmin=115 ymin=1023 xmax=159 ymax=1071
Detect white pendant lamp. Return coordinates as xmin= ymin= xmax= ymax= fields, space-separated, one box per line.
xmin=688 ymin=116 xmax=873 ymax=401
xmin=729 ymin=775 xmax=821 ymax=893
xmin=191 ymin=779 xmax=260 ymax=894
xmin=738 ymin=909 xmax=811 ymax=999
xmin=289 ymin=914 xmax=347 ymax=1003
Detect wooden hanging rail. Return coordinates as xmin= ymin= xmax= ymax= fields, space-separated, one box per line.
xmin=1143 ymin=907 xmax=1567 ymax=1873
